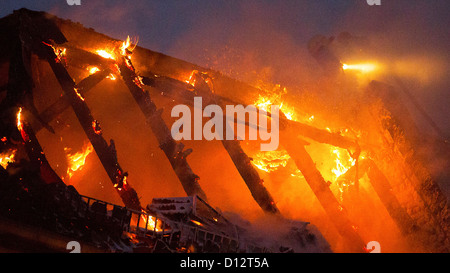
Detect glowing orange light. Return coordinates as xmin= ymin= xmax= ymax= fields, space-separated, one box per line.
xmin=185 ymin=70 xmax=199 ymax=86
xmin=92 ymin=120 xmax=102 ymax=135
xmin=16 ymin=107 xmax=23 ymax=131
xmin=190 ymin=220 xmax=203 ymax=226
xmin=0 ymin=149 xmax=16 ymax=169
xmin=342 ymin=63 xmax=377 ymax=73
xmin=120 ymin=36 xmax=133 ymax=56
xmin=137 ymin=209 xmax=161 ymax=231
xmin=96 ymin=49 xmax=115 ymax=60
xmin=331 ymin=148 xmax=355 ymax=181
xmin=64 ymin=142 xmax=94 ymax=179
xmin=88 ymin=66 xmax=100 ymax=74
xmin=253 ymin=85 xmax=297 ymax=121
xmin=252 ymin=150 xmax=291 ymax=173
xmin=74 ymin=88 xmax=85 ymax=101
xmin=106 ymin=73 xmax=117 ymax=81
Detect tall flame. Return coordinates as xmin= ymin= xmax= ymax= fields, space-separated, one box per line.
xmin=64 ymin=142 xmax=94 ymax=179
xmin=120 ymin=35 xmax=137 ymax=56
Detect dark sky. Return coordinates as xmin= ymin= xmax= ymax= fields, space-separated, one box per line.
xmin=1 ymin=0 xmax=449 ymax=136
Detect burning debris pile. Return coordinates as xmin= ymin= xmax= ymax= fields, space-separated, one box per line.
xmin=0 ymin=9 xmax=448 ymax=253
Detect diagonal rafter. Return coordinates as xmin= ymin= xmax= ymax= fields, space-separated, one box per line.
xmin=116 ymin=45 xmax=208 ymax=202
xmin=17 ymin=10 xmax=143 ymax=210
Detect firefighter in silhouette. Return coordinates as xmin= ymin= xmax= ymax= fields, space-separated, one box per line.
xmin=307 ymin=35 xmax=343 ymax=77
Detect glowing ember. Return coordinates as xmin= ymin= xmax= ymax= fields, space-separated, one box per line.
xmin=106 ymin=73 xmax=117 ymax=81
xmin=87 ymin=66 xmax=100 ymax=74
xmin=133 ymin=76 xmax=144 ymax=87
xmin=342 ymin=63 xmax=377 ymax=73
xmin=184 ymin=70 xmax=199 ymax=86
xmin=88 ymin=66 xmax=116 ymax=81
xmin=16 ymin=107 xmax=23 ymax=131
xmin=0 ymin=149 xmax=16 ymax=169
xmin=74 ymin=88 xmax=85 ymax=101
xmin=190 ymin=220 xmax=203 ymax=226
xmin=92 ymin=120 xmax=102 ymax=135
xmin=64 ymin=142 xmax=94 ymax=179
xmin=42 ymin=42 xmax=66 ymax=63
xmin=252 ymin=150 xmax=291 ymax=173
xmin=57 ymin=48 xmax=67 ymax=59
xmin=113 ymin=173 xmax=127 ymax=190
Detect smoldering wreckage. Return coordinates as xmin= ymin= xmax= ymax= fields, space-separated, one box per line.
xmin=0 ymin=9 xmax=448 ymax=253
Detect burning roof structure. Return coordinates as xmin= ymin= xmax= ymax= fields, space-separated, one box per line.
xmin=0 ymin=9 xmax=448 ymax=253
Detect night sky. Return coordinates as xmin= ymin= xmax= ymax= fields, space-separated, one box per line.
xmin=1 ymin=0 xmax=449 ymax=135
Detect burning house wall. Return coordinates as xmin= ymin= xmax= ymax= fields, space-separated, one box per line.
xmin=0 ymin=8 xmax=448 ymax=253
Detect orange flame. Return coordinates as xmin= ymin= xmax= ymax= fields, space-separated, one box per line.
xmin=0 ymin=149 xmax=16 ymax=169
xmin=190 ymin=220 xmax=203 ymax=226
xmin=184 ymin=70 xmax=199 ymax=86
xmin=331 ymin=148 xmax=355 ymax=181
xmin=42 ymin=42 xmax=66 ymax=63
xmin=253 ymin=84 xmax=297 ymax=121
xmin=133 ymin=76 xmax=144 ymax=87
xmin=120 ymin=35 xmax=137 ymax=56
xmin=74 ymin=88 xmax=85 ymax=101
xmin=96 ymin=49 xmax=115 ymax=60
xmin=16 ymin=107 xmax=23 ymax=131
xmin=106 ymin=74 xmax=117 ymax=81
xmin=88 ymin=66 xmax=100 ymax=74
xmin=136 ymin=209 xmax=162 ymax=232
xmin=252 ymin=150 xmax=291 ymax=173
xmin=64 ymin=142 xmax=94 ymax=179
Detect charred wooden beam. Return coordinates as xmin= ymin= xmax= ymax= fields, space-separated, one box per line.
xmin=367 ymin=81 xmax=449 ymax=251
xmin=281 ymin=136 xmax=365 ymax=252
xmin=62 ymin=45 xmax=116 ymax=71
xmin=221 ymin=139 xmax=280 ymax=214
xmin=35 ymin=41 xmax=141 ymax=210
xmin=16 ymin=108 xmax=64 ymax=186
xmin=337 ymin=159 xmax=417 ymax=235
xmin=117 ymin=53 xmax=208 ymax=201
xmin=365 ymin=160 xmax=418 ymax=234
xmin=190 ymin=72 xmax=280 ymax=214
xmin=287 ymin=121 xmax=359 ymax=152
xmin=0 ymin=29 xmax=55 ymax=135
xmin=32 ymin=69 xmax=111 ymax=133
xmin=139 ymin=74 xmax=360 ymax=152
xmin=43 ymin=44 xmax=361 ymax=153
